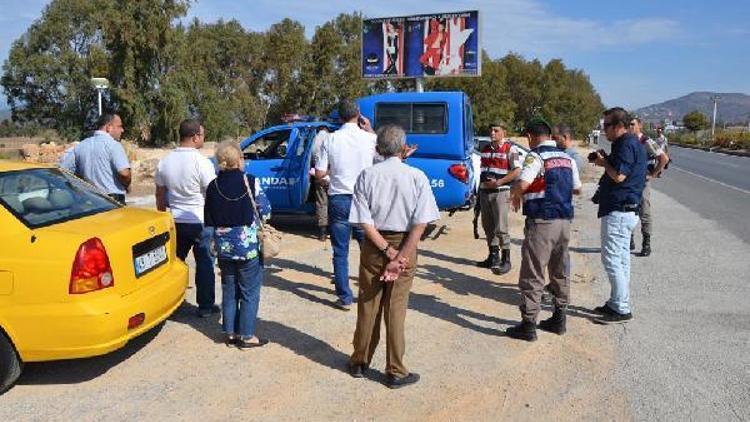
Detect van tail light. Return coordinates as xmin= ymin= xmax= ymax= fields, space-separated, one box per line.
xmin=69 ymin=237 xmax=114 ymax=294
xmin=448 ymin=164 xmax=469 ymax=184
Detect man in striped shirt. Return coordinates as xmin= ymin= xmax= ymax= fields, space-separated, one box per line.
xmin=476 ymin=122 xmax=522 ymax=275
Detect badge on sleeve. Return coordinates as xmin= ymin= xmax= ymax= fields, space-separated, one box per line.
xmin=523 ymin=154 xmax=536 ymax=167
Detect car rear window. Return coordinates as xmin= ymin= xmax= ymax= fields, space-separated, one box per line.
xmin=0 ymin=168 xmax=120 ymax=228
xmin=375 ymin=103 xmax=447 ymax=134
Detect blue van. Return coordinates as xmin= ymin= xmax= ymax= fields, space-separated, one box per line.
xmin=239 ymin=91 xmax=475 ymax=214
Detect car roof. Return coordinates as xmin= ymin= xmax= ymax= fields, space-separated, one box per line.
xmin=0 ymin=160 xmax=54 ymax=172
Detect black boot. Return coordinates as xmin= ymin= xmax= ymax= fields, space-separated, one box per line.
xmin=641 ymin=234 xmax=651 ymax=257
xmin=630 ymin=235 xmax=636 ymax=251
xmin=477 ymin=246 xmax=499 ymax=268
xmin=506 ymin=320 xmax=537 ymax=342
xmin=495 ymin=249 xmax=511 ymax=275
xmin=318 ymin=226 xmax=327 ymax=242
xmin=538 ymin=307 xmax=567 ymax=335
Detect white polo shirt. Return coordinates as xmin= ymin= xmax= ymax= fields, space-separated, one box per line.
xmin=315 ymin=123 xmax=377 ymax=196
xmin=155 ymin=147 xmax=217 ymax=224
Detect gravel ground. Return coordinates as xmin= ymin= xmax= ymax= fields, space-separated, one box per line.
xmin=1 ymin=154 xmax=632 ymax=421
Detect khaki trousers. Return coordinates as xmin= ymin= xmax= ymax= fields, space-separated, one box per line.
xmin=350 ymin=233 xmax=417 ymax=378
xmin=480 ymin=189 xmax=511 ymax=249
xmin=313 ymin=179 xmax=328 ymax=227
xmin=518 ymin=219 xmax=571 ymax=323
xmin=639 ymin=181 xmax=652 ymax=237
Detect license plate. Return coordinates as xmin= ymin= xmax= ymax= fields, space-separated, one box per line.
xmin=134 ymin=245 xmax=167 ymax=277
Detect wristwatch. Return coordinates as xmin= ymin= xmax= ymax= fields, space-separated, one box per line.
xmin=380 ymin=244 xmax=391 ymax=255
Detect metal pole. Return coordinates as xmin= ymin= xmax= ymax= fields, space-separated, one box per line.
xmin=97 ymin=89 xmax=102 ymax=116
xmin=711 ymin=96 xmax=719 ymax=140
xmin=415 ymin=77 xmax=424 ymax=93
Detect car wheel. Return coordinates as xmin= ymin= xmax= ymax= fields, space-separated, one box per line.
xmin=0 ymin=332 xmax=22 ymax=394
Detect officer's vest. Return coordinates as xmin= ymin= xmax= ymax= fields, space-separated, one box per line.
xmin=480 ymin=141 xmax=513 ymax=177
xmin=523 ymin=145 xmax=574 ymax=220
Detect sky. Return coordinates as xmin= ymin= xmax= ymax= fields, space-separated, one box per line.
xmin=0 ymin=0 xmax=748 ymax=110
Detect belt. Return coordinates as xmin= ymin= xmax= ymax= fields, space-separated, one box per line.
xmin=380 ymin=230 xmax=408 ymax=235
xmin=480 ymin=186 xmax=510 ymax=193
xmin=611 ymin=204 xmax=640 ymax=213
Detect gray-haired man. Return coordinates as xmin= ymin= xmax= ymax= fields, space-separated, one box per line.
xmin=348 ymin=125 xmax=439 ymax=389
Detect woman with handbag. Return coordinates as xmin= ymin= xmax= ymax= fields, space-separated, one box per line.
xmin=204 ymin=141 xmax=272 ymax=349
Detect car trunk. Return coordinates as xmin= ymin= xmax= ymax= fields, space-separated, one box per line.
xmin=45 ymin=207 xmax=177 ymax=297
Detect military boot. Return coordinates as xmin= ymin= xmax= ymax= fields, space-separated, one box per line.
xmin=506 ymin=320 xmax=537 ymax=342
xmin=477 ymin=246 xmax=500 ymax=269
xmin=641 ymin=234 xmax=651 ymax=257
xmin=495 ymin=248 xmax=512 ymax=275
xmin=538 ymin=307 xmax=567 ymax=335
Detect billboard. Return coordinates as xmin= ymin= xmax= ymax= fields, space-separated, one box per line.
xmin=362 ymin=10 xmax=481 ymax=79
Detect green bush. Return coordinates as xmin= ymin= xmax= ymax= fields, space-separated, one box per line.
xmin=713 ymin=130 xmax=750 ymax=150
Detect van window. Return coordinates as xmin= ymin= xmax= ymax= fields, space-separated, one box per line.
xmin=375 ymin=103 xmax=447 ymax=134
xmin=244 ymin=129 xmax=292 ymax=159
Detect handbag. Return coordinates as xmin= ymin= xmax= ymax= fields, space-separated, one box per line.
xmin=244 ymin=176 xmax=282 ymax=259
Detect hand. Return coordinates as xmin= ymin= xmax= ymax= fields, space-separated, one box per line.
xmin=510 ymin=192 xmax=521 ymax=212
xmin=358 ymin=115 xmax=374 ymax=133
xmin=381 ymin=260 xmax=404 ymax=282
xmin=384 ymin=246 xmax=399 ymax=261
xmin=593 ymin=152 xmax=607 ymax=167
xmin=402 ymin=144 xmax=418 ymax=159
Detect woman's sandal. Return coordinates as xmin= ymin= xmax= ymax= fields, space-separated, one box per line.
xmin=235 ymin=337 xmax=269 ymax=350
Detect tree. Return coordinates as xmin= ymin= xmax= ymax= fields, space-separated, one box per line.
xmin=683 ymin=110 xmax=709 ymax=132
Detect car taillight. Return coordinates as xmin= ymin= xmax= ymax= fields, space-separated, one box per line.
xmin=448 ymin=164 xmax=469 ymax=184
xmin=69 ymin=237 xmax=114 ymax=294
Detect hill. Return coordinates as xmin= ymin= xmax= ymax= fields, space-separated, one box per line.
xmin=634 ymin=92 xmax=750 ymax=125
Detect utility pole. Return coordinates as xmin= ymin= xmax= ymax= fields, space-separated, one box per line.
xmin=711 ymin=95 xmax=720 ymax=140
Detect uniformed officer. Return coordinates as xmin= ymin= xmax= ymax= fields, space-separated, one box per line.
xmin=507 ymin=117 xmax=581 ymax=341
xmin=628 ymin=117 xmax=669 ymax=256
xmin=475 ymin=122 xmax=522 ymax=275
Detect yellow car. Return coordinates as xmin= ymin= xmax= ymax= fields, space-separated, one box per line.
xmin=0 ymin=161 xmax=188 ymax=393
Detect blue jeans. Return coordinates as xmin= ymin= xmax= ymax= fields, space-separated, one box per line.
xmin=328 ymin=194 xmax=363 ymax=305
xmin=176 ymin=224 xmax=216 ymax=310
xmin=600 ymin=211 xmax=639 ymax=314
xmin=218 ymin=258 xmax=263 ymax=338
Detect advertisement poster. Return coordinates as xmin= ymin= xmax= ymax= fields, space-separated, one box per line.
xmin=362 ymin=11 xmax=481 ymax=79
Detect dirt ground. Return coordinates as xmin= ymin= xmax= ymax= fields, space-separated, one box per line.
xmin=0 ymin=142 xmax=631 ymax=421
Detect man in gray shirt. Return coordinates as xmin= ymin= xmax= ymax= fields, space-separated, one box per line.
xmin=553 ymin=125 xmax=586 ymax=174
xmin=348 ymin=125 xmax=440 ymax=389
xmin=61 ymin=113 xmax=131 ymax=204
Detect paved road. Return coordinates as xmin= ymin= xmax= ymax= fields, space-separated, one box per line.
xmin=586 ymin=139 xmax=750 ymax=420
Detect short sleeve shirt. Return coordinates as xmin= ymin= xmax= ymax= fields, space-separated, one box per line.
xmin=155 ymin=147 xmax=217 ymax=224
xmin=349 ymin=157 xmax=440 ymax=231
xmin=315 ymin=123 xmax=377 ymax=195
xmin=68 ymin=131 xmax=130 ymax=194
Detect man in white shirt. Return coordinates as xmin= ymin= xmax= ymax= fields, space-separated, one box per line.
xmin=348 ymin=124 xmax=439 ymax=388
xmin=315 ymin=100 xmax=377 ymax=310
xmin=155 ymin=119 xmax=218 ymax=317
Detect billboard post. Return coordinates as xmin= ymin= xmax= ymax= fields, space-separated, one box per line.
xmin=362 ymin=10 xmax=481 ymax=85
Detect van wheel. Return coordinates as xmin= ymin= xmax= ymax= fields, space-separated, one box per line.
xmin=0 ymin=332 xmax=22 ymax=394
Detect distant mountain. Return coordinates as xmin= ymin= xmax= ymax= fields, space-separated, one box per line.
xmin=633 ymin=92 xmax=750 ymax=125
xmin=0 ymin=108 xmax=10 ymax=122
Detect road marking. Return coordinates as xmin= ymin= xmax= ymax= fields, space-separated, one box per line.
xmin=671 ymin=166 xmax=750 ymax=196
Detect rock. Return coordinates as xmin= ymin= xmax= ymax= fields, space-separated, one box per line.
xmin=21 ymin=144 xmax=39 ymax=159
